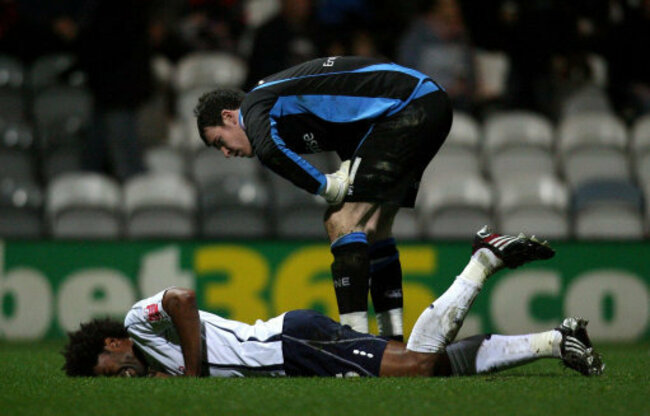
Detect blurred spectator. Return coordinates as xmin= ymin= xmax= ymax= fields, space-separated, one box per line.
xmin=76 ymin=0 xmax=152 ymax=181
xmin=607 ymin=0 xmax=650 ymax=120
xmin=2 ymin=0 xmax=85 ymax=62
xmin=397 ymin=0 xmax=477 ymax=113
xmin=177 ymin=0 xmax=245 ymax=54
xmin=245 ymin=0 xmax=320 ymax=89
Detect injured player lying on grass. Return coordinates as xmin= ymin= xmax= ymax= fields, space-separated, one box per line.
xmin=62 ymin=226 xmax=604 ymax=378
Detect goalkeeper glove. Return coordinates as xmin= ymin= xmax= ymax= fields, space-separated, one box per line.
xmin=320 ymin=160 xmax=351 ymax=205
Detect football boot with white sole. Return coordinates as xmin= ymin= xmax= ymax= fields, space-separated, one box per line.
xmin=556 ymin=317 xmax=605 ymax=376
xmin=472 ymin=225 xmax=555 ymax=269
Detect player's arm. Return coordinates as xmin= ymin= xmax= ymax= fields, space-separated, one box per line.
xmin=162 ymin=287 xmax=202 ymax=377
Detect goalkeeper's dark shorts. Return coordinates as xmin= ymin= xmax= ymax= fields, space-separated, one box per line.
xmin=281 ymin=310 xmax=388 ymax=377
xmin=342 ymin=88 xmax=452 ymax=208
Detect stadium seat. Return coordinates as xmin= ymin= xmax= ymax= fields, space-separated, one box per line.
xmin=446 ymin=111 xmax=480 ymax=149
xmin=483 ymin=111 xmax=554 ymax=153
xmin=177 ymin=86 xmax=216 ymax=122
xmin=271 ymin=175 xmax=327 ymax=239
xmin=200 ymin=176 xmax=272 ymax=238
xmin=124 ymin=173 xmax=197 ymax=238
xmin=572 ymin=179 xmax=644 ymax=240
xmin=560 ymin=85 xmax=613 ymax=117
xmin=29 ymin=53 xmax=86 ymax=91
xmin=0 ymin=55 xmax=25 ymax=88
xmin=174 ymin=52 xmax=248 ymax=92
xmin=0 ymin=89 xmax=26 ymax=122
xmin=192 ymin=148 xmax=261 ymax=187
xmin=558 ymin=112 xmax=630 ymax=188
xmin=33 ymin=86 xmax=93 ymax=130
xmin=0 ymin=178 xmax=44 ymax=238
xmin=144 ymin=145 xmax=188 ymax=176
xmin=47 ymin=173 xmax=122 ymax=239
xmin=391 ymin=210 xmax=421 ymax=240
xmin=245 ymin=0 xmax=281 ymax=28
xmin=474 ymin=50 xmax=510 ymax=99
xmin=417 ymin=175 xmax=493 ymax=239
xmin=0 ymin=54 xmax=26 ymax=120
xmin=495 ymin=176 xmax=570 ymax=239
xmin=421 ymin=145 xmax=482 ymax=183
xmin=0 ymin=148 xmax=36 ymax=182
xmin=631 ymin=114 xmax=650 ymax=153
xmin=488 ymin=147 xmax=556 ymax=186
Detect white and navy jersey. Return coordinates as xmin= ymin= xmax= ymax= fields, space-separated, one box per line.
xmin=124 ymin=289 xmax=286 ymax=377
xmin=240 ymin=56 xmax=442 ymax=195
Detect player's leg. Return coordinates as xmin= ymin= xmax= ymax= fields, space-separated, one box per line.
xmin=445 ymin=317 xmax=604 ymax=376
xmin=325 ymin=201 xmax=381 ymax=333
xmin=367 ymin=204 xmax=404 ymax=341
xmin=379 ymin=317 xmax=604 ymax=377
xmin=406 ymin=226 xmax=555 ymax=353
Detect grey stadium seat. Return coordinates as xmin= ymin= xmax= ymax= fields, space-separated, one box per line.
xmin=0 ymin=89 xmax=26 ymax=122
xmin=496 ymin=176 xmax=570 ymax=239
xmin=632 ymin=115 xmax=650 ymax=187
xmin=192 ymin=148 xmax=261 ymax=187
xmin=33 ymin=85 xmax=93 ymax=129
xmin=200 ymin=176 xmax=272 ymax=238
xmin=483 ymin=111 xmax=554 ymax=153
xmin=271 ymin=174 xmax=327 ymax=239
xmin=488 ymin=146 xmax=556 ymax=186
xmin=421 ymin=145 xmax=482 ymax=183
xmin=0 ymin=179 xmax=44 ymax=238
xmin=417 ymin=174 xmax=493 ymax=239
xmin=174 ymin=52 xmax=248 ymax=92
xmin=0 ymin=122 xmax=36 ymax=182
xmin=124 ymin=173 xmax=197 ymax=239
xmin=0 ymin=55 xmax=25 ymax=88
xmin=47 ymin=173 xmax=122 ymax=239
xmin=560 ymin=85 xmax=613 ymax=117
xmin=0 ymin=54 xmax=26 ymax=121
xmin=558 ymin=112 xmax=630 ymax=189
xmin=29 ymin=53 xmax=86 ymax=91
xmin=572 ymin=179 xmax=644 ymax=240
xmin=446 ymin=111 xmax=480 ymax=149
xmin=144 ymin=145 xmax=188 ymax=177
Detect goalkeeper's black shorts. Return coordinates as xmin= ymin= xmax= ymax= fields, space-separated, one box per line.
xmin=342 ymin=88 xmax=452 ymax=208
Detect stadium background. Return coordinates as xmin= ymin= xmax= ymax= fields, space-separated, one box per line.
xmin=0 ymin=0 xmax=649 ymax=345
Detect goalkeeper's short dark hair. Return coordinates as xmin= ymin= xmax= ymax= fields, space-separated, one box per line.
xmin=194 ymin=88 xmax=245 ymax=145
xmin=62 ymin=318 xmax=129 ymax=377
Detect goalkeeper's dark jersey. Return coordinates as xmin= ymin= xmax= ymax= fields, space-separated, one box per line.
xmin=239 ymin=56 xmax=442 ymax=195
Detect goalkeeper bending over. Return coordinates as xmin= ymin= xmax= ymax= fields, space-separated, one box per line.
xmin=63 ymin=227 xmax=604 ymax=378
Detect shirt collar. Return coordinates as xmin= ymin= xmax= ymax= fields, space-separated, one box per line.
xmin=238 ymin=110 xmax=246 ymax=130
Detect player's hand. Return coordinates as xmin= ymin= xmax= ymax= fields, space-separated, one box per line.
xmin=320 ymin=160 xmax=351 ymax=205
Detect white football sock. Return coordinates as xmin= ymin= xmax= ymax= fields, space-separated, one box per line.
xmin=406 ymin=253 xmax=501 ymax=353
xmin=376 ymin=308 xmax=403 ymax=337
xmin=475 ymin=330 xmax=562 ymax=373
xmin=339 ymin=311 xmax=368 ymax=333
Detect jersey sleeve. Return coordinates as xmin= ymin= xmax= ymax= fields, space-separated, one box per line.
xmin=124 ymin=289 xmax=187 ymax=375
xmin=243 ymin=96 xmax=327 ymax=195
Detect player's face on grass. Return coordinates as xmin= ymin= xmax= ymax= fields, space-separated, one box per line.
xmin=204 ymin=109 xmax=253 ymax=158
xmin=93 ymin=338 xmax=148 ymax=377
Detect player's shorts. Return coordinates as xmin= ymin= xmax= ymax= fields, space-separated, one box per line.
xmin=281 ymin=310 xmax=388 ymax=377
xmin=344 ymin=87 xmax=452 ymax=207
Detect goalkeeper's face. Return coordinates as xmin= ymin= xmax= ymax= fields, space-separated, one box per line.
xmin=93 ymin=338 xmax=148 ymax=377
xmin=204 ymin=109 xmax=253 ymax=158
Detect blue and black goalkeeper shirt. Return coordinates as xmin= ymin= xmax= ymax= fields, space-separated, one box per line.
xmin=239 ymin=56 xmax=442 ymax=195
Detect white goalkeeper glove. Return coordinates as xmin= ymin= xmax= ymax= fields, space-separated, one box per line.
xmin=320 ymin=160 xmax=351 ymax=205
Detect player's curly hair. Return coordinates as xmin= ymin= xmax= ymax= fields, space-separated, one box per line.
xmin=62 ymin=318 xmax=129 ymax=377
xmin=194 ymin=88 xmax=245 ymax=145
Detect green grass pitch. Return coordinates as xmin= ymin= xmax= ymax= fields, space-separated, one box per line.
xmin=1 ymin=342 xmax=648 ymax=416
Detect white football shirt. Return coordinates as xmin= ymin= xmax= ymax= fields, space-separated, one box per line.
xmin=124 ymin=288 xmax=286 ymax=377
